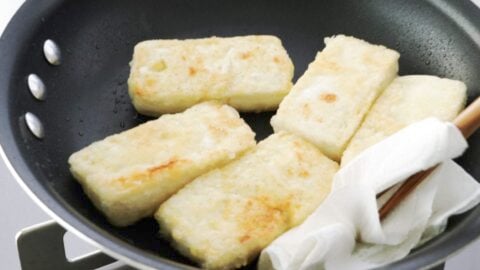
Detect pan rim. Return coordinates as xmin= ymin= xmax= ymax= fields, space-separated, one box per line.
xmin=0 ymin=0 xmax=198 ymax=269
xmin=1 ymin=0 xmax=480 ymax=269
xmin=0 ymin=144 xmax=157 ymax=270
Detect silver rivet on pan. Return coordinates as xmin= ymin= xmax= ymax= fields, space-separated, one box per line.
xmin=43 ymin=39 xmax=61 ymax=66
xmin=25 ymin=112 xmax=45 ymax=139
xmin=27 ymin=74 xmax=46 ymax=100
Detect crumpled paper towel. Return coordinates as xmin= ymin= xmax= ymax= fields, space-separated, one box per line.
xmin=259 ymin=118 xmax=480 ymax=270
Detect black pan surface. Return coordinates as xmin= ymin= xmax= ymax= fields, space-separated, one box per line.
xmin=1 ymin=0 xmax=480 ymax=269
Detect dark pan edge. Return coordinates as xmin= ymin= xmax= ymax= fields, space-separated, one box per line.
xmin=0 ymin=0 xmax=197 ymax=269
xmin=379 ymin=1 xmax=480 ymax=269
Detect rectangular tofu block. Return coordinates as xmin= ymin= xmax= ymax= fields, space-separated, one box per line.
xmin=155 ymin=132 xmax=338 ymax=270
xmin=341 ymin=75 xmax=466 ymax=165
xmin=128 ymin=35 xmax=294 ymax=116
xmin=271 ymin=35 xmax=400 ymax=161
xmin=68 ymin=102 xmax=256 ymax=226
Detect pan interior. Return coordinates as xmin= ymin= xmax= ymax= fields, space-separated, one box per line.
xmin=2 ymin=0 xmax=480 ymax=269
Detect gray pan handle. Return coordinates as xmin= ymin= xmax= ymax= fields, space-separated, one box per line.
xmin=16 ymin=220 xmax=119 ymax=270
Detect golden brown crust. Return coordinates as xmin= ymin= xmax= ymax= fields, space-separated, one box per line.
xmin=271 ymin=35 xmax=400 ymax=161
xmin=341 ymin=75 xmax=467 ymax=165
xmin=156 ymin=133 xmax=338 ymax=269
xmin=128 ymin=36 xmax=294 ymax=116
xmin=69 ymin=102 xmax=256 ymax=226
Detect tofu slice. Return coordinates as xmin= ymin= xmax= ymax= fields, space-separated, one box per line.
xmin=271 ymin=35 xmax=400 ymax=161
xmin=128 ymin=35 xmax=294 ymax=116
xmin=155 ymin=132 xmax=338 ymax=270
xmin=68 ymin=102 xmax=255 ymax=226
xmin=341 ymin=75 xmax=466 ymax=165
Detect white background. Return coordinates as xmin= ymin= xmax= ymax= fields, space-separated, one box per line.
xmin=1 ymin=0 xmax=480 ymax=269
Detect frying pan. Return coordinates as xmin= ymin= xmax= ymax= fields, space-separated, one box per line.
xmin=1 ymin=0 xmax=480 ymax=269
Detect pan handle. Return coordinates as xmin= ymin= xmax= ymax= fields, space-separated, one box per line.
xmin=16 ymin=220 xmax=119 ymax=270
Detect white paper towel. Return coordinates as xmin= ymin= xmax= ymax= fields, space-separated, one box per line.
xmin=259 ymin=118 xmax=480 ymax=270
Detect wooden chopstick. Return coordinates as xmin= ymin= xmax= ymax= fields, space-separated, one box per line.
xmin=379 ymin=97 xmax=480 ymax=221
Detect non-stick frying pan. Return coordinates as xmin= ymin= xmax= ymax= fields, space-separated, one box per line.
xmin=1 ymin=0 xmax=480 ymax=269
